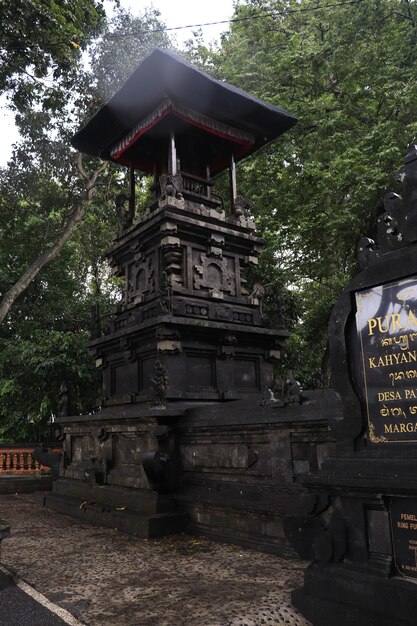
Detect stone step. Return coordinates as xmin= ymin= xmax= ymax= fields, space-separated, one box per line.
xmin=43 ymin=492 xmax=188 ymax=538
xmin=51 ymin=478 xmax=176 ymax=515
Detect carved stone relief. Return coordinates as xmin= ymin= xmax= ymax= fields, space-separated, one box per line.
xmin=232 ymin=311 xmax=253 ymax=324
xmin=156 ymin=328 xmax=182 ymax=353
xmin=161 ymin=237 xmax=184 ymax=289
xmin=127 ymin=253 xmax=155 ymax=304
xmin=159 ymin=173 xmax=183 ymax=200
xmin=151 ymin=359 xmax=168 ymax=407
xmin=159 ymin=271 xmax=173 ymax=314
xmin=185 ymin=303 xmax=208 ymax=317
xmin=172 ymin=298 xmax=208 ymax=319
xmin=358 ymin=145 xmax=417 ymax=268
xmin=220 ymin=333 xmax=237 ymax=358
xmin=194 ymin=252 xmax=235 ymax=298
xmin=215 ymin=304 xmax=233 ymax=322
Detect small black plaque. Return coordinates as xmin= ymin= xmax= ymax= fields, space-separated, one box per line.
xmin=355 ymin=277 xmax=417 ymax=443
xmin=390 ymin=498 xmax=417 ymax=578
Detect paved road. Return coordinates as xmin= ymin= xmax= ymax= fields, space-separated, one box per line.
xmin=0 ymin=493 xmax=310 ymax=626
xmin=0 ymin=583 xmax=70 ymax=626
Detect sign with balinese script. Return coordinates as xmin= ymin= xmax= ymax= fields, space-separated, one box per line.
xmin=355 ymin=277 xmax=417 ymax=443
xmin=390 ymin=497 xmax=417 ymax=578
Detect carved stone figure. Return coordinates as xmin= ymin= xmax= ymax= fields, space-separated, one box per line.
xmin=57 ymin=382 xmax=69 ymax=417
xmin=273 ymin=373 xmax=285 ymax=398
xmin=249 ymin=282 xmax=265 ymax=315
xmin=96 ymin=426 xmax=109 ymax=442
xmin=265 ymin=371 xmax=303 ymax=406
xmin=376 ymin=192 xmax=402 ymax=252
xmin=159 ymin=270 xmax=173 ymax=314
xmin=357 ymin=237 xmax=380 ymax=269
xmin=312 ymin=369 xmax=324 ymax=390
xmin=116 ymin=193 xmax=134 ymax=229
xmin=273 ymin=295 xmax=286 ymax=329
xmin=234 ymin=195 xmax=251 ymax=217
xmin=358 ymin=146 xmax=417 ymax=268
xmin=159 ymin=173 xmax=183 ymax=200
xmin=286 ymin=370 xmax=303 ymax=404
xmin=151 ymin=360 xmax=168 ymax=407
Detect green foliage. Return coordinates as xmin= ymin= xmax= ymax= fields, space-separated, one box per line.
xmin=86 ymin=7 xmax=172 ymax=104
xmin=0 ymin=151 xmax=124 ymax=441
xmin=195 ymin=0 xmax=417 ymax=385
xmin=0 ymin=0 xmax=107 ymax=111
xmin=0 ymin=6 xmax=174 ymax=441
xmin=0 ymin=329 xmax=98 ymax=442
xmin=7 ymin=0 xmax=417 ymax=434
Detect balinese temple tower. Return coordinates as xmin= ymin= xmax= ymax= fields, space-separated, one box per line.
xmin=73 ymin=49 xmax=296 ymax=403
xmin=46 ymin=49 xmax=298 ymax=538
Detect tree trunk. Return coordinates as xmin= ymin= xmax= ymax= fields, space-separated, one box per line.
xmin=0 ymin=154 xmax=107 ymax=326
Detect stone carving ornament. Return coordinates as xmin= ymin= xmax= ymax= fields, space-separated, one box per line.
xmin=128 ymin=254 xmax=155 ymax=302
xmin=358 ymin=145 xmax=417 ymax=269
xmin=115 ymin=193 xmax=134 ymax=230
xmin=159 ymin=173 xmax=183 ymax=200
xmin=57 ymin=382 xmax=69 ymax=417
xmin=151 ymin=360 xmax=168 ymax=407
xmin=159 ymin=270 xmax=173 ymax=314
xmin=194 ymin=252 xmax=235 ymax=297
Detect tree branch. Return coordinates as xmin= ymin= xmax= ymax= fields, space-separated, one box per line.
xmin=0 ymin=154 xmax=107 ymax=326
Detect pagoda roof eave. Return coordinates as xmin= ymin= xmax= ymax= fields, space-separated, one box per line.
xmin=71 ymin=48 xmax=297 ymax=168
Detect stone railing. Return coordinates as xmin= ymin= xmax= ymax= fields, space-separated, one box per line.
xmin=0 ymin=445 xmax=62 ymax=475
xmin=149 ymin=171 xmax=224 ymax=210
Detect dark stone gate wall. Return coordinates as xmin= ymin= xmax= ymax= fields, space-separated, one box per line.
xmin=176 ymin=390 xmax=338 ymax=555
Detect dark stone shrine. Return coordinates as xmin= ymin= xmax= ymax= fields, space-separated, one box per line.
xmin=288 ymin=145 xmax=417 ymax=625
xmin=72 ymin=48 xmax=297 ymax=407
xmin=44 ymin=49 xmax=336 ymax=553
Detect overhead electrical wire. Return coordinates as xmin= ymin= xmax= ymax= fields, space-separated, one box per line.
xmin=1 ymin=0 xmax=365 ymax=51
xmin=105 ymin=0 xmax=365 ymax=37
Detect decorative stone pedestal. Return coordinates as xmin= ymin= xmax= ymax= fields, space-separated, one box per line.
xmin=46 ymin=391 xmax=337 ymax=549
xmin=46 ymin=406 xmax=187 ymax=538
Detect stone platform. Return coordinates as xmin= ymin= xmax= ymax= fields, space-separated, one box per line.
xmin=0 ymin=475 xmax=53 ymax=494
xmin=42 ymin=480 xmax=188 ymax=539
xmin=0 ymin=493 xmax=310 ymax=626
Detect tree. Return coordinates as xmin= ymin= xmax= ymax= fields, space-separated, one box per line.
xmin=0 ymin=154 xmax=106 ymax=326
xmin=0 ymin=0 xmax=107 ymax=110
xmin=0 ymin=6 xmax=173 ymax=440
xmin=0 ymin=149 xmax=118 ymax=441
xmin=0 ymin=4 xmax=174 ymax=325
xmin=0 ymin=0 xmax=118 ymax=326
xmin=200 ymin=0 xmax=417 ymax=384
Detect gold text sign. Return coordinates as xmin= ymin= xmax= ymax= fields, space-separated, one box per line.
xmin=390 ymin=498 xmax=417 ymax=578
xmin=355 ymin=278 xmax=417 ymax=443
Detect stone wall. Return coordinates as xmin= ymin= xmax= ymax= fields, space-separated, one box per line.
xmin=175 ymin=390 xmax=338 ymax=555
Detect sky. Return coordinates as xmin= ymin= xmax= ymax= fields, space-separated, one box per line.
xmin=116 ymin=1 xmax=235 ymax=44
xmin=0 ymin=0 xmax=235 ymax=166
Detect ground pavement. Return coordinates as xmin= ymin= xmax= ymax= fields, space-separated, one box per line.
xmin=0 ymin=494 xmax=311 ymax=626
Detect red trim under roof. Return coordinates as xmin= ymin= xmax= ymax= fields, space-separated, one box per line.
xmin=114 ymin=142 xmax=252 ymax=176
xmin=111 ymin=101 xmax=254 ymax=169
